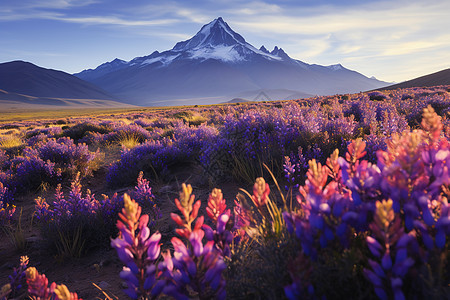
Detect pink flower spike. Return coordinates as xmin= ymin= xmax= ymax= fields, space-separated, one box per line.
xmin=191 ymin=200 xmax=201 ymax=221
xmin=171 ymin=213 xmax=184 ymax=226
xmin=194 ymin=215 xmax=204 ymax=231
xmin=206 ymin=188 xmax=227 ymax=222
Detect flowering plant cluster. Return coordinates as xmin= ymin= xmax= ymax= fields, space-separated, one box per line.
xmin=27 ymin=137 xmax=100 ymax=179
xmin=25 ymin=266 xmax=81 ymax=300
xmin=282 ymin=105 xmax=450 ymax=299
xmin=112 ymin=183 xmax=231 ymax=299
xmin=0 ymin=256 xmax=29 ymax=299
xmin=34 ymin=173 xmax=124 ymax=256
xmin=2 ymin=86 xmax=450 ymax=299
xmin=62 ymin=121 xmax=113 ymax=142
xmin=107 ymin=121 xmax=218 ymax=187
xmin=128 ymin=171 xmax=161 ymax=226
xmin=0 ymin=136 xmax=99 ymax=195
xmin=0 ymin=200 xmax=15 ymax=226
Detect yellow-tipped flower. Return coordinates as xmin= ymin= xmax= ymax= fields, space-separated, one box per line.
xmin=26 ymin=267 xmax=38 ymax=281
xmin=1 ymin=283 xmax=11 ymax=297
xmin=20 ymin=255 xmax=29 ymax=265
xmin=375 ymin=199 xmax=394 ymax=231
xmin=309 ymin=159 xmax=320 ymax=178
xmin=330 ymin=149 xmax=339 ymax=164
xmin=252 ymin=177 xmax=270 ymax=208
xmin=179 ymin=183 xmax=193 ymax=209
xmin=421 ymin=105 xmax=443 ymax=136
xmin=123 ymin=193 xmax=140 ymax=223
xmin=254 ymin=178 xmax=266 ymax=197
xmin=54 ymin=284 xmax=71 ymax=300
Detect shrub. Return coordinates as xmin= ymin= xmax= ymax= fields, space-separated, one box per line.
xmin=201 ymin=103 xmax=354 ymax=183
xmin=34 ymin=173 xmax=123 ymax=257
xmin=62 ymin=121 xmax=113 ymax=141
xmin=107 ymin=123 xmax=217 ymax=187
xmin=368 ymin=91 xmax=388 ymax=101
xmin=9 ymin=154 xmax=59 ymax=193
xmin=107 ymin=139 xmax=185 ymax=187
xmin=28 ymin=137 xmax=101 ymax=180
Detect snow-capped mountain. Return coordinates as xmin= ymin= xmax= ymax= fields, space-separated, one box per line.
xmin=75 ymin=17 xmax=388 ymax=106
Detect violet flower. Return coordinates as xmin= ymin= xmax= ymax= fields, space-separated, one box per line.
xmin=111 ymin=194 xmax=162 ymax=299
xmin=364 ymin=199 xmax=417 ymax=300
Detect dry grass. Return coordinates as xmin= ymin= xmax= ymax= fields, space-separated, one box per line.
xmin=0 ymin=135 xmax=24 ymax=149
xmin=117 ymin=132 xmax=142 ymax=149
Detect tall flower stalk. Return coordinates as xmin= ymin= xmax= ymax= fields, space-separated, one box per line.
xmin=111 ymin=194 xmax=161 ymax=299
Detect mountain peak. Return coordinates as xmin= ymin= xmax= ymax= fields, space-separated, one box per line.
xmin=270 ymin=46 xmax=291 ymax=60
xmin=259 ymin=45 xmax=269 ymax=54
xmin=172 ymin=17 xmax=246 ymax=51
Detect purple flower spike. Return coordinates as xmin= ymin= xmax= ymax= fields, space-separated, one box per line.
xmin=381 ymin=252 xmax=392 ymax=270
xmin=217 ymin=213 xmax=229 ymax=233
xmin=367 ymin=236 xmax=383 ymax=257
xmin=189 ymin=230 xmax=205 ymax=257
xmin=147 ymin=232 xmax=161 ymax=260
xmin=111 ymin=194 xmax=162 ymax=299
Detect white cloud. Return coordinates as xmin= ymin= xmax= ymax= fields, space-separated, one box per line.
xmin=50 ymin=15 xmax=178 ymax=27
xmin=1 ymin=0 xmax=449 ymax=81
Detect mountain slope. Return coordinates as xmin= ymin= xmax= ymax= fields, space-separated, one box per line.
xmin=0 ymin=61 xmax=116 ymax=100
xmin=382 ymin=68 xmax=450 ymax=90
xmin=75 ymin=17 xmax=388 ymax=106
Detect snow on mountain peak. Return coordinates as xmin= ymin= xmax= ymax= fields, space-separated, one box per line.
xmin=172 ymin=17 xmax=246 ymax=52
xmin=327 ymin=64 xmax=344 ymax=71
xmin=169 ymin=17 xmax=286 ymax=63
xmin=188 ymin=45 xmax=246 ymax=63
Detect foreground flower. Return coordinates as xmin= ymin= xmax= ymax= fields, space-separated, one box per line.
xmin=364 ymin=199 xmax=417 ymax=300
xmin=164 ymin=185 xmax=227 ymax=299
xmin=171 ymin=183 xmax=203 ymax=239
xmin=252 ymin=177 xmax=270 ymax=208
xmin=26 ymin=267 xmax=81 ymax=300
xmin=111 ymin=194 xmax=161 ymax=299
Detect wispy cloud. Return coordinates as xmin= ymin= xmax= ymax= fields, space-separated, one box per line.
xmin=49 ymin=15 xmax=178 ymax=27
xmin=1 ymin=0 xmax=449 ymax=81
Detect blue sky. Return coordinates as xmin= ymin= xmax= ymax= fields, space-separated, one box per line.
xmin=1 ymin=0 xmax=449 ymax=82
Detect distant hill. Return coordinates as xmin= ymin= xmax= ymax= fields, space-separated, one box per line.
xmin=0 ymin=89 xmax=134 ymax=111
xmin=226 ymin=98 xmax=251 ymax=103
xmin=0 ymin=61 xmax=116 ymax=100
xmin=382 ymin=68 xmax=450 ymax=90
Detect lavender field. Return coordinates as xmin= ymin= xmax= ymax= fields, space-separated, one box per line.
xmin=1 ymin=86 xmax=450 ymax=299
